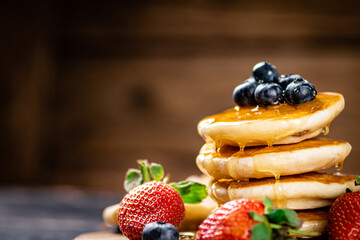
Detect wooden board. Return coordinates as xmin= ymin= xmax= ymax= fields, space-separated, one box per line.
xmin=74 ymin=231 xmax=325 ymax=240
xmin=74 ymin=231 xmax=198 ymax=240
xmin=74 ymin=232 xmax=128 ymax=240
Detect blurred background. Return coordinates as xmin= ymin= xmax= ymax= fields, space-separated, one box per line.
xmin=1 ymin=0 xmax=360 ymax=192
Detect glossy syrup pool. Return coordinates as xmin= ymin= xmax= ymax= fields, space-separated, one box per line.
xmin=209 ymin=93 xmax=341 ymax=122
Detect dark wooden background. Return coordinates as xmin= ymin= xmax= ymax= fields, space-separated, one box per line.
xmin=1 ymin=0 xmax=360 ymax=191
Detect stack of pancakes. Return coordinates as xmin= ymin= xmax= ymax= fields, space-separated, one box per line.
xmin=196 ymin=92 xmax=359 ymax=235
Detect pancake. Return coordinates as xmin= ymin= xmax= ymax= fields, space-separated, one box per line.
xmin=179 ymin=175 xmax=217 ymax=231
xmin=179 ymin=196 xmax=217 ymax=231
xmin=209 ymin=172 xmax=360 ymax=210
xmin=198 ymin=92 xmax=344 ymax=149
xmin=102 ymin=203 xmax=120 ymax=227
xmin=197 ymin=138 xmax=351 ymax=180
xmin=295 ymin=208 xmax=329 ymax=237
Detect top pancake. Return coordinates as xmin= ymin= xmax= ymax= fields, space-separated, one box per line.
xmin=198 ymin=92 xmax=344 ymax=149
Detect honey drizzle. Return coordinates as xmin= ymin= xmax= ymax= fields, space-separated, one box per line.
xmin=334 ymin=142 xmax=350 ymax=171
xmin=322 ymin=124 xmax=330 ymax=135
xmin=252 ymin=145 xmax=287 ymax=208
xmin=273 ymin=178 xmax=286 ymax=208
xmin=335 ymin=156 xmax=345 ymax=171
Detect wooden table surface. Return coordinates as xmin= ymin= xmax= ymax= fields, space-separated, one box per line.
xmin=0 ymin=186 xmax=122 ymax=240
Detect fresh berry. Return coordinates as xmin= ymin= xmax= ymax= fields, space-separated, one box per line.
xmin=328 ymin=191 xmax=360 ymax=239
xmin=118 ymin=181 xmax=185 ymax=240
xmin=142 ymin=222 xmax=179 ymax=240
xmin=285 ymin=78 xmax=317 ymax=105
xmin=278 ymin=74 xmax=302 ymax=89
xmin=252 ymin=62 xmax=279 ymax=83
xmin=197 ymin=197 xmax=319 ymax=240
xmin=233 ymin=77 xmax=258 ymax=106
xmin=196 ymin=199 xmax=265 ymax=240
xmin=254 ymin=83 xmax=284 ymax=106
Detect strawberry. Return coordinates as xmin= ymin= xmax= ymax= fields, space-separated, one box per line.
xmin=118 ymin=181 xmax=185 ymax=240
xmin=118 ymin=160 xmax=207 ymax=240
xmin=197 ymin=199 xmax=264 ymax=240
xmin=196 ymin=197 xmax=320 ymax=240
xmin=327 ymin=177 xmax=360 ymax=240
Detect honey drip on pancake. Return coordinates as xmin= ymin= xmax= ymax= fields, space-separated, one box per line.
xmin=252 ymin=146 xmax=283 ymax=179
xmin=273 ymin=179 xmax=287 ymax=208
xmin=335 ymin=160 xmax=344 ymax=171
xmin=211 ymin=179 xmax=232 ymax=204
xmin=333 ymin=142 xmax=349 ymax=171
xmin=322 ymin=124 xmax=330 ymax=135
xmin=198 ymin=93 xmax=343 ymax=150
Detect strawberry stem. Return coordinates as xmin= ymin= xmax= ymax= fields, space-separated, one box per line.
xmin=269 ymin=223 xmax=321 ymax=237
xmin=163 ymin=173 xmax=170 ymax=184
xmin=138 ymin=160 xmax=151 ymax=182
xmin=287 ymin=228 xmax=321 ymax=237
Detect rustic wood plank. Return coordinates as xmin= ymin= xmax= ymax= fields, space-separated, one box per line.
xmin=75 ymin=232 xmax=127 ymax=240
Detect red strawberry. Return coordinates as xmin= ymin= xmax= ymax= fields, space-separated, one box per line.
xmin=196 ymin=197 xmax=319 ymax=240
xmin=328 ymin=191 xmax=360 ymax=240
xmin=196 ymin=199 xmax=264 ymax=240
xmin=118 ymin=181 xmax=185 ymax=240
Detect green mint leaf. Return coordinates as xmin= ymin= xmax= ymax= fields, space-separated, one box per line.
xmin=355 ymin=176 xmax=360 ymax=186
xmin=170 ymin=181 xmax=207 ymax=204
xmin=251 ymin=223 xmax=271 ymax=240
xmin=267 ymin=209 xmax=302 ymax=229
xmin=249 ymin=212 xmax=267 ymax=223
xmin=264 ymin=196 xmax=273 ymax=213
xmin=149 ymin=163 xmax=164 ymax=181
xmin=124 ymin=168 xmax=142 ymax=192
xmin=137 ymin=159 xmax=151 ymax=182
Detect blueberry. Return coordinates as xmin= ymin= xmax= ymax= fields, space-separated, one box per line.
xmin=233 ymin=77 xmax=258 ymax=106
xmin=252 ymin=62 xmax=279 ymax=83
xmin=278 ymin=74 xmax=303 ymax=89
xmin=142 ymin=222 xmax=179 ymax=240
xmin=285 ymin=78 xmax=317 ymax=105
xmin=254 ymin=83 xmax=284 ymax=106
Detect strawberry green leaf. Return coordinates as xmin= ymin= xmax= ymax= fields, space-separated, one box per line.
xmin=264 ymin=196 xmax=273 ymax=213
xmin=249 ymin=212 xmax=267 ymax=223
xmin=267 ymin=209 xmax=302 ymax=229
xmin=355 ymin=176 xmax=360 ymax=186
xmin=251 ymin=223 xmax=271 ymax=240
xmin=137 ymin=159 xmax=151 ymax=182
xmin=124 ymin=168 xmax=142 ymax=192
xmin=149 ymin=163 xmax=164 ymax=181
xmin=346 ymin=188 xmax=352 ymax=193
xmin=170 ymin=181 xmax=207 ymax=204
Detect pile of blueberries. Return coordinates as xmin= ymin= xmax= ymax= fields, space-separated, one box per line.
xmin=233 ymin=62 xmax=317 ymax=106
